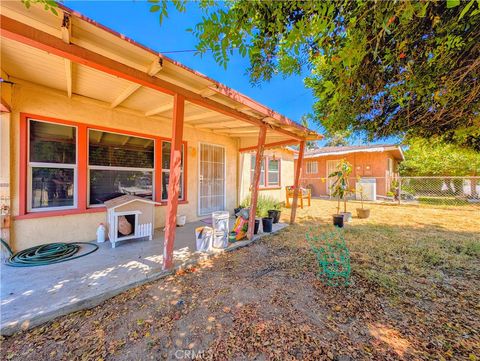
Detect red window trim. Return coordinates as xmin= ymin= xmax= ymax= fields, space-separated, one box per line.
xmin=250 ymin=155 xmax=281 ymax=190
xmin=18 ymin=112 xmax=188 ymax=219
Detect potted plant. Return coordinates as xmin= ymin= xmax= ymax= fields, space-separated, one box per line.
xmin=356 ymin=182 xmax=370 ymax=219
xmin=267 ymin=201 xmax=282 ymax=224
xmin=328 ymin=159 xmax=353 ymax=227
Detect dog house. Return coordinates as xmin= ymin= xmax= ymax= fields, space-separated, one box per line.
xmin=104 ymin=195 xmax=160 ymax=248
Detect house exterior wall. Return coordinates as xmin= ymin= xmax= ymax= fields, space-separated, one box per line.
xmin=297 ymin=151 xmax=400 ymax=198
xmin=6 ymin=82 xmax=239 ymax=251
xmin=238 ymin=148 xmax=294 ymax=205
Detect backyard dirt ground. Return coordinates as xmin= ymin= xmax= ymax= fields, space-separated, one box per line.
xmin=1 ymin=200 xmax=479 ymax=360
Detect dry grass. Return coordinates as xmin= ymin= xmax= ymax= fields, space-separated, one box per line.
xmin=287 ymin=199 xmax=480 ymax=295
xmin=2 ymin=200 xmax=479 ymax=360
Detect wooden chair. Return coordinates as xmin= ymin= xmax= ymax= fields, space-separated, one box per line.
xmin=285 ymin=186 xmax=311 ymax=209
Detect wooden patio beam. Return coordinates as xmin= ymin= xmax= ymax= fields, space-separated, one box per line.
xmin=163 ymin=94 xmax=185 ymax=270
xmin=0 ymin=97 xmax=11 ymax=113
xmin=247 ymin=126 xmax=267 ymax=240
xmin=145 ymin=103 xmax=172 ymax=117
xmin=0 ymin=15 xmax=304 ymax=141
xmin=239 ymin=139 xmax=298 ymax=153
xmin=290 ymin=140 xmax=305 ymax=224
xmin=61 ymin=12 xmax=73 ymax=98
xmin=111 ymin=58 xmax=164 ymax=109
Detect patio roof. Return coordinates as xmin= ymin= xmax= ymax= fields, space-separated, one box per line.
xmin=0 ymin=1 xmax=321 ymax=147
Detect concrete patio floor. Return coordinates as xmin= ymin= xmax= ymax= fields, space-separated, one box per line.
xmin=0 ymin=218 xmax=287 ymax=336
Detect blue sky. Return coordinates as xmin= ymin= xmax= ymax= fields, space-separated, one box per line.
xmin=64 ymin=1 xmax=398 ymax=145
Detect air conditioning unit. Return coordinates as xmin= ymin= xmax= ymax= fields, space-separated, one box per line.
xmin=356 ymin=178 xmax=376 ymax=201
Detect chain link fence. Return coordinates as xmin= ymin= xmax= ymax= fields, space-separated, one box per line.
xmin=396 ymin=176 xmax=480 ymax=208
xmin=303 ymin=176 xmax=480 ymax=209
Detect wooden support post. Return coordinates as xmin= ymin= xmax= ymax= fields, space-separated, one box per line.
xmin=290 ymin=140 xmax=306 ymax=224
xmin=163 ymin=94 xmax=185 ymax=270
xmin=247 ymin=126 xmax=267 ymax=240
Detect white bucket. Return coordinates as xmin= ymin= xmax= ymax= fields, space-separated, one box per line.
xmin=177 ymin=214 xmax=187 ymax=226
xmin=195 ymin=226 xmax=213 ymax=252
xmin=212 ymin=211 xmax=229 ymax=248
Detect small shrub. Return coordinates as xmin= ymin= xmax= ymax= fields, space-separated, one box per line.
xmin=239 ymin=194 xmax=281 ymax=218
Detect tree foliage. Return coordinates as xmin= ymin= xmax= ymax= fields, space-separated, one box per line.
xmin=400 ymin=137 xmax=480 ymax=176
xmin=185 ymin=0 xmax=480 ymax=150
xmin=26 ymin=1 xmax=480 ymax=151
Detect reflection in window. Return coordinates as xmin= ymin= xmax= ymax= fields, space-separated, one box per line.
xmin=28 ymin=119 xmax=77 ymax=211
xmin=89 ymin=170 xmax=153 ymax=205
xmin=31 ymin=167 xmax=75 ymax=209
xmin=88 ymin=130 xmax=154 ymax=205
xmin=30 ymin=120 xmax=76 ymax=164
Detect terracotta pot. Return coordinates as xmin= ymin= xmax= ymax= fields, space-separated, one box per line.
xmin=356 ymin=208 xmax=370 ymax=219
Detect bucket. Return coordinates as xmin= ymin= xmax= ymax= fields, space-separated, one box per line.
xmin=177 ymin=214 xmax=187 ymax=226
xmin=212 ymin=211 xmax=229 ymax=248
xmin=195 ymin=226 xmax=213 ymax=252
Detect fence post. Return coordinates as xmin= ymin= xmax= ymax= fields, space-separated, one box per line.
xmin=398 ymin=177 xmax=401 ymax=205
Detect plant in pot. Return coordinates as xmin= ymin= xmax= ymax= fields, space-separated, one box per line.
xmin=356 ymin=181 xmax=370 ymax=219
xmin=328 ymin=159 xmax=353 ymax=227
xmin=266 ymin=198 xmax=282 ymax=224
xmin=256 ymin=195 xmax=274 ymax=233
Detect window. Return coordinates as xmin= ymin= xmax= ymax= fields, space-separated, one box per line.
xmin=28 ymin=119 xmax=77 ymax=211
xmin=88 ymin=130 xmax=154 ymax=205
xmin=306 ymin=161 xmax=318 ymax=174
xmin=267 ymin=158 xmax=280 ymax=186
xmin=21 ymin=114 xmax=189 ymax=217
xmin=250 ymin=155 xmax=281 ymax=188
xmin=161 ymin=141 xmax=185 ymax=201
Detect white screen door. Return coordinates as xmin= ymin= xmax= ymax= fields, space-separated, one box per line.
xmin=326 ymin=160 xmax=341 ymax=196
xmin=199 ymin=143 xmax=226 ymax=215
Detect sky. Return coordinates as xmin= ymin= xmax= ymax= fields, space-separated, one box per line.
xmin=63 ymin=1 xmax=398 ymax=146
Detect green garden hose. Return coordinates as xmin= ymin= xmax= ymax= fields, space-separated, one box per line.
xmin=1 ymin=239 xmax=98 ymax=267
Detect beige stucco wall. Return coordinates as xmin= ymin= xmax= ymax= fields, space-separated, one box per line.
xmin=238 ymin=148 xmax=294 ymax=204
xmin=6 ymin=82 xmax=239 ymax=250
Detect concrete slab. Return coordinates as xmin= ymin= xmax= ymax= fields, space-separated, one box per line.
xmin=0 ymin=219 xmax=287 ymax=335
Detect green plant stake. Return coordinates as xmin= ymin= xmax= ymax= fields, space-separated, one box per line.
xmin=305 ymin=227 xmax=351 ymax=287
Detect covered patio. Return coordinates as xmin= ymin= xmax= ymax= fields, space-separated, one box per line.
xmin=1 ymin=218 xmax=287 ymax=336
xmin=0 ymin=2 xmax=320 ymax=335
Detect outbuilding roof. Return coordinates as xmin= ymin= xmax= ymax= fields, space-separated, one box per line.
xmin=296 ymin=144 xmax=405 ymax=160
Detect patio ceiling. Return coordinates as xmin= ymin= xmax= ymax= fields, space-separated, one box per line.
xmin=0 ymin=1 xmax=321 ymax=146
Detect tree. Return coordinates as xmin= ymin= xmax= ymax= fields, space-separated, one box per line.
xmin=180 ymin=0 xmax=479 ymax=150
xmin=400 ymin=138 xmax=480 ymax=176
xmin=324 ymin=131 xmax=351 ymax=147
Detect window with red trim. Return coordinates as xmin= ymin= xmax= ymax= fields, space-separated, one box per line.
xmin=250 ymin=155 xmax=281 ymax=188
xmin=21 ymin=114 xmax=187 ymax=216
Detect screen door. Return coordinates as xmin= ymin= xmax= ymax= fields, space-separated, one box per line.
xmin=199 ymin=143 xmax=226 ymax=215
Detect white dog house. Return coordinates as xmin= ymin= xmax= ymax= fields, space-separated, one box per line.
xmin=104 ymin=195 xmax=160 ymax=248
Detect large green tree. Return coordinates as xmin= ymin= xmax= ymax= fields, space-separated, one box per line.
xmin=165 ymin=0 xmax=479 ymax=150
xmin=400 ymin=137 xmax=480 ymax=176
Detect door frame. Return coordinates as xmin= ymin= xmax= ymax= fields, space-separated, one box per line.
xmin=197 ymin=142 xmax=227 ymax=216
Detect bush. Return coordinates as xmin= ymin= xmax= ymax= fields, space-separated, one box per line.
xmin=239 ymin=194 xmax=280 ymax=218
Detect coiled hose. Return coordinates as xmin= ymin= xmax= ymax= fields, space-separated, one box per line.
xmin=1 ymin=239 xmax=98 ymax=267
